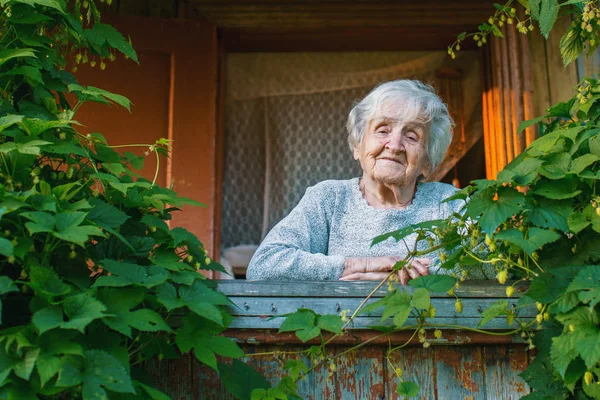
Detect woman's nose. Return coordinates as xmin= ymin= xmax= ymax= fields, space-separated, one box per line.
xmin=385 ymin=132 xmax=405 ymax=152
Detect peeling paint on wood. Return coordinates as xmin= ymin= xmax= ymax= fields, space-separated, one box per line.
xmin=435 ymin=346 xmax=485 ymax=399
xmin=483 ymin=345 xmax=530 ymax=399
xmin=335 ymin=347 xmax=385 ymax=400
xmin=386 ymin=347 xmax=436 ymax=400
xmin=145 ymin=353 xmax=194 ymax=400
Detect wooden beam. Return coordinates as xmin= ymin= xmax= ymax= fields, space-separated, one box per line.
xmin=221 ymin=26 xmax=480 ymax=52
xmin=188 ymin=1 xmax=497 ymax=29
xmin=216 ymin=279 xmax=529 ymax=298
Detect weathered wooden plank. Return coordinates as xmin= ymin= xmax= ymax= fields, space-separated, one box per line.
xmin=187 ymin=2 xmax=498 ymax=30
xmin=226 ymin=329 xmax=527 ymax=346
xmin=145 ymin=353 xmax=194 ymax=400
xmin=386 ymin=346 xmax=436 ymax=400
xmin=227 ymin=316 xmax=533 ymax=330
xmin=296 ymin=350 xmax=329 ymax=400
xmin=224 ymin=296 xmax=532 ymax=318
xmin=546 ymin=17 xmax=578 ymax=104
xmin=333 ymin=346 xmax=385 ymax=399
xmin=434 ymin=346 xmax=486 ymax=399
xmin=528 ymin=30 xmax=552 ymax=122
xmin=216 ymin=280 xmax=529 ymax=298
xmin=483 ymin=345 xmax=530 ymax=399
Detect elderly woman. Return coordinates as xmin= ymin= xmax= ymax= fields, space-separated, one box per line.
xmin=247 ymin=80 xmax=463 ymax=284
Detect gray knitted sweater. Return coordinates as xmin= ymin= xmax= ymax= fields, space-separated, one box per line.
xmin=247 ymin=178 xmax=466 ymax=281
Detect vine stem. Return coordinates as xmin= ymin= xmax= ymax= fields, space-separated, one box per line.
xmin=423 ymin=323 xmax=525 ymax=336
xmin=388 ymin=328 xmax=419 ymax=354
xmin=152 ymin=150 xmax=160 ymax=186
xmin=340 ymin=271 xmax=394 ymax=331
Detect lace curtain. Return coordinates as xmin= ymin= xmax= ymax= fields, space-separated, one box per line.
xmin=221 ymin=51 xmax=480 ymax=249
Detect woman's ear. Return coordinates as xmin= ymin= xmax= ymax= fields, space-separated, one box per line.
xmin=353 ymin=145 xmax=360 ymax=161
xmin=421 ymin=161 xmax=432 ymax=178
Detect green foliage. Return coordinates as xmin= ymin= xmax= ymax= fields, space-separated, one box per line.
xmin=367 ymin=78 xmax=600 ymax=399
xmin=279 ymin=309 xmax=343 ymax=342
xmin=0 ymin=2 xmax=256 ymax=399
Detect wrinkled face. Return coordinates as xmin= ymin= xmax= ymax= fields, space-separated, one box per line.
xmin=354 ymin=102 xmax=430 ymax=187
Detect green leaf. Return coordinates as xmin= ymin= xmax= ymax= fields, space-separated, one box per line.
xmin=92 ymin=23 xmax=138 ymax=63
xmin=0 ymin=114 xmax=23 ymax=132
xmin=411 ymin=288 xmax=430 ymax=310
xmin=551 ymin=333 xmax=578 ymax=377
xmin=408 ymin=275 xmax=456 ymax=293
xmin=525 ymin=199 xmax=571 ymax=231
xmin=396 ymin=381 xmax=420 ymax=397
xmin=575 ymin=329 xmax=600 ymax=370
xmin=590 ymin=135 xmax=600 ymax=158
xmin=478 ymin=300 xmax=508 ymax=328
xmin=317 ymin=314 xmax=343 ymax=334
xmin=517 ymin=115 xmax=547 ymax=134
xmin=218 ymin=360 xmax=270 ymax=400
xmin=21 ymin=210 xmax=55 ymax=234
xmin=36 ymin=352 xmax=61 ymax=388
xmin=95 ymin=260 xmax=170 ymax=288
xmin=18 ymin=118 xmax=67 ymax=137
xmin=568 ymin=211 xmax=590 ymax=234
xmin=86 ymin=198 xmax=130 ymax=229
xmin=297 ymin=327 xmax=322 ymax=343
xmin=539 ymin=152 xmax=571 ymax=179
xmin=570 ymin=154 xmax=599 ymax=175
xmin=27 ymin=265 xmax=71 ymax=298
xmin=68 ymin=84 xmax=132 ymax=111
xmin=124 ymin=151 xmax=144 ymax=170
xmin=284 ymin=359 xmax=307 ymax=381
xmin=505 ymin=157 xmax=544 ymax=186
xmin=393 ymin=307 xmax=411 ymax=328
xmin=53 ymin=224 xmax=104 ymax=247
xmin=206 ymin=336 xmax=245 ymax=358
xmin=467 ymin=187 xmax=525 ymax=234
xmin=128 ymin=309 xmax=172 ymax=333
xmin=527 ymin=266 xmax=581 ymax=303
xmin=0 ymin=48 xmax=36 ymax=66
xmin=2 ymin=65 xmax=43 ymax=83
xmin=141 ymin=214 xmax=170 ymax=232
xmin=279 ymin=309 xmax=317 ymax=341
xmin=61 ymin=293 xmax=107 ymax=333
xmin=539 ymin=0 xmax=559 ymax=38
xmin=567 ymin=265 xmax=600 ymax=292
xmin=32 ymin=306 xmax=63 ymax=334
xmin=54 ymin=211 xmax=86 ymax=232
xmin=81 ymin=350 xmax=135 ymax=398
xmin=563 ymin=357 xmax=586 ymax=393
xmin=13 ymin=347 xmax=40 ymax=380
xmin=495 ymin=227 xmax=561 ymax=255
xmin=0 ymin=276 xmax=17 ymax=295
xmin=549 ymin=292 xmax=579 ymax=314
xmin=97 ymin=287 xmax=154 ymax=337
xmin=135 ymin=381 xmax=171 ymax=400
xmin=44 ymin=142 xmax=88 ymax=158
xmin=560 ymin=22 xmax=585 ymax=67
xmin=151 ymin=249 xmax=189 ymax=272
xmin=156 ymin=282 xmax=184 ymax=311
xmin=531 ymin=176 xmax=581 ymax=199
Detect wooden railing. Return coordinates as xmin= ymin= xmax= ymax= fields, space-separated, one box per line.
xmin=148 ymin=280 xmax=537 ymax=399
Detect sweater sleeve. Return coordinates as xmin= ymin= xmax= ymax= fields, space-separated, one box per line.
xmin=246 ymin=183 xmax=346 ymax=281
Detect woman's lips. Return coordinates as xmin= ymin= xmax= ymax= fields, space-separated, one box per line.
xmin=378 ymin=157 xmax=404 ymax=164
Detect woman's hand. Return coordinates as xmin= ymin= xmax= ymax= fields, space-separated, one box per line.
xmin=340 ymin=257 xmax=430 ymax=285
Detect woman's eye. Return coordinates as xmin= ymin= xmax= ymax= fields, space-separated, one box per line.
xmin=406 ymin=132 xmax=419 ymax=141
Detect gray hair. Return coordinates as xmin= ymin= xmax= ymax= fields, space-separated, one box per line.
xmin=346 ymin=79 xmax=453 ymax=173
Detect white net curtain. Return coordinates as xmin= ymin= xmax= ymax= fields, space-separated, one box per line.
xmin=221 ymin=51 xmax=480 ymax=256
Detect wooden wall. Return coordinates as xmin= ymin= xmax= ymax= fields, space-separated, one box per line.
xmin=92 ymin=1 xmax=581 ymax=252
xmin=529 ymin=17 xmax=579 ymax=118
xmin=146 ymin=342 xmax=532 ymax=400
